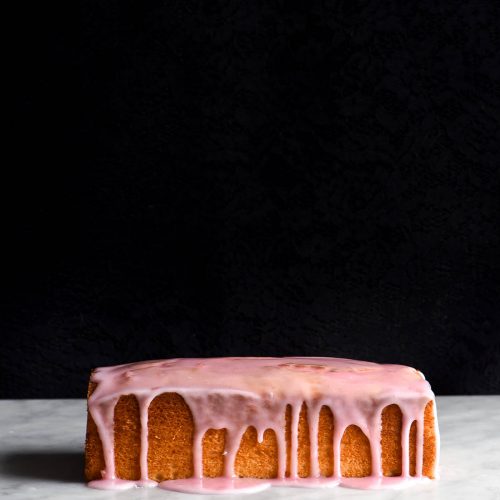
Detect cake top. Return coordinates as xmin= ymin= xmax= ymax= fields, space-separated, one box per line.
xmin=90 ymin=357 xmax=433 ymax=404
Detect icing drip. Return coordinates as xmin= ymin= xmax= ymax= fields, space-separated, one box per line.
xmin=308 ymin=403 xmax=320 ymax=478
xmin=289 ymin=403 xmax=300 ymax=478
xmin=87 ymin=357 xmax=439 ymax=493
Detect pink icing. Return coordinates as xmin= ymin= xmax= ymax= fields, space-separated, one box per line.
xmin=87 ymin=357 xmax=439 ymax=493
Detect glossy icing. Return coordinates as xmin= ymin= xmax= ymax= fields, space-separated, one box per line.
xmin=87 ymin=357 xmax=439 ymax=493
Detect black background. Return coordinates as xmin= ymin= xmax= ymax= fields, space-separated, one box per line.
xmin=3 ymin=1 xmax=500 ymax=398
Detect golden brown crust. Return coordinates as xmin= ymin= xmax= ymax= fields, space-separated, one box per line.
xmin=340 ymin=425 xmax=372 ymax=477
xmin=85 ymin=383 xmax=436 ymax=481
xmin=84 ymin=381 xmax=105 ymax=482
xmin=114 ymin=395 xmax=141 ymax=480
xmin=147 ymin=393 xmax=194 ymax=481
xmin=235 ymin=427 xmax=278 ymax=478
xmin=203 ymin=428 xmax=225 ymax=477
xmin=410 ymin=419 xmax=417 ymax=476
xmin=318 ymin=405 xmax=333 ymax=476
xmin=381 ymin=404 xmax=402 ymax=476
xmin=423 ymin=400 xmax=436 ymax=477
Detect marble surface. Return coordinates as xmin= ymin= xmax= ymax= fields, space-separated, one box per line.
xmin=0 ymin=397 xmax=499 ymax=499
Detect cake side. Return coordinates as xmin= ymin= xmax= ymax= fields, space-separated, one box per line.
xmin=85 ymin=393 xmax=437 ymax=480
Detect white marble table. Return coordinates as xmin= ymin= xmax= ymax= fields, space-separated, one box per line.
xmin=0 ymin=397 xmax=499 ymax=499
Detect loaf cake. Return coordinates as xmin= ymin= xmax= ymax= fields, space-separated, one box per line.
xmin=85 ymin=357 xmax=439 ymax=493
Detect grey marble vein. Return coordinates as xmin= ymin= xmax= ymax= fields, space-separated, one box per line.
xmin=0 ymin=397 xmax=499 ymax=499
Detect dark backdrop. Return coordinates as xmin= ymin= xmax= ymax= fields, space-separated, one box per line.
xmin=3 ymin=1 xmax=500 ymax=398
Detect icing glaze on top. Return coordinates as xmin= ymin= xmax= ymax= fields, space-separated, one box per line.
xmin=87 ymin=357 xmax=439 ymax=494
